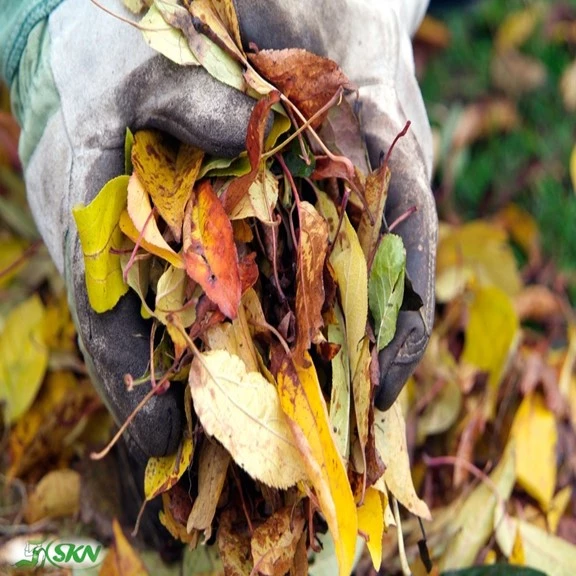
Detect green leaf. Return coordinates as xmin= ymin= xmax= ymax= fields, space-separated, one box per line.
xmin=442 ymin=566 xmax=547 ymax=576
xmin=72 ymin=175 xmax=130 ymax=313
xmin=0 ymin=295 xmax=48 ymax=423
xmin=283 ymin=139 xmax=316 ymax=178
xmin=368 ymin=234 xmax=406 ymax=351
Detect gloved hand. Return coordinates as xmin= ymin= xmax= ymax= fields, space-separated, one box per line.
xmin=4 ymin=0 xmax=436 ymax=462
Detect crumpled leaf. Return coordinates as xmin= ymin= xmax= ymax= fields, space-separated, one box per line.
xmin=461 ymin=285 xmax=520 ymax=418
xmin=294 ymin=201 xmax=329 ymax=360
xmin=159 ymin=487 xmax=195 ymax=545
xmin=0 ymin=295 xmax=47 ymax=423
xmin=183 ymin=180 xmax=241 ymax=319
xmin=250 ymin=506 xmax=305 ymax=576
xmin=24 ymin=469 xmax=80 ymax=523
xmin=277 ymin=355 xmax=358 ymax=576
xmin=144 ymin=435 xmax=194 ymax=501
xmin=72 ymin=175 xmax=130 ymax=312
xmin=374 ymin=402 xmax=431 ymax=520
xmin=187 ymin=440 xmax=230 ymax=539
xmin=357 ymin=487 xmax=385 ymax=570
xmin=140 ymin=4 xmax=200 ymax=66
xmin=317 ymin=192 xmax=368 ymax=377
xmin=328 ymin=303 xmax=351 ymax=460
xmin=436 ymin=221 xmax=522 ymax=302
xmin=209 ymin=0 xmax=242 ymax=49
xmin=123 ymin=173 xmax=183 ymax=268
xmin=369 ymin=234 xmax=406 ymax=351
xmin=189 ymin=349 xmax=306 ymax=488
xmin=495 ymin=508 xmax=576 ymax=576
xmin=248 ymin=49 xmax=354 ymax=127
xmin=131 ymin=130 xmax=204 ymax=242
xmin=439 ymin=442 xmax=516 ymax=571
xmin=217 ymin=510 xmax=253 ymax=576
xmin=100 ymin=518 xmax=150 ymax=576
xmin=510 ymin=392 xmax=557 ymax=510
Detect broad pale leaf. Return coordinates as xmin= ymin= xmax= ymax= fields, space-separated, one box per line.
xmin=189 ymin=350 xmax=306 ymax=488
xmin=140 ymin=4 xmax=200 ymax=66
xmin=358 ymin=163 xmax=391 ymax=261
xmin=294 ymin=201 xmax=329 ymax=360
xmin=374 ymin=402 xmax=431 ymax=520
xmin=0 ymin=295 xmax=47 ymax=424
xmin=248 ymin=49 xmax=354 ymax=127
xmin=495 ymin=509 xmax=576 ymax=576
xmin=510 ymin=392 xmax=557 ymax=510
xmin=187 ymin=440 xmax=230 ymax=539
xmin=328 ymin=303 xmax=351 ymax=460
xmin=229 ymin=168 xmax=278 ymax=223
xmin=124 ymin=173 xmax=183 ymax=268
xmin=24 ymin=469 xmax=80 ymax=523
xmin=461 ymin=285 xmax=519 ymax=419
xmin=439 ymin=442 xmax=516 ymax=570
xmin=250 ymin=506 xmax=305 ymax=576
xmin=357 ymin=487 xmax=384 ymax=570
xmin=72 ymin=175 xmax=130 ymax=312
xmin=144 ymin=435 xmax=194 ymax=501
xmin=277 ymin=355 xmax=358 ymax=576
xmin=369 ymin=233 xmax=406 ymax=351
xmin=183 ymin=180 xmax=241 ymax=319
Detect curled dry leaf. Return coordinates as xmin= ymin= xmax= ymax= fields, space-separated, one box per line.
xmin=189 ymin=349 xmax=306 ymax=488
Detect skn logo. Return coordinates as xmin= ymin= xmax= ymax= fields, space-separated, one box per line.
xmin=10 ymin=537 xmax=104 ymax=570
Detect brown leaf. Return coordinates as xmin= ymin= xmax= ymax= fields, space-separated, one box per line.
xmin=222 ymin=91 xmax=281 ymax=215
xmin=294 ymin=201 xmax=329 ymax=361
xmin=183 ymin=180 xmax=241 ymax=318
xmin=159 ymin=489 xmax=196 ymax=544
xmin=248 ymin=49 xmax=354 ymax=127
xmin=250 ymin=506 xmax=305 ymax=576
xmin=217 ymin=509 xmax=253 ymax=576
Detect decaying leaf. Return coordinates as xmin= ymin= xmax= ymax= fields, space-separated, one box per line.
xmin=189 ymin=350 xmax=306 ymax=488
xmin=369 ymin=233 xmax=406 ymax=351
xmin=0 ymin=295 xmax=47 ymax=424
xmin=183 ymin=180 xmax=241 ymax=318
xmin=250 ymin=506 xmax=305 ymax=576
xmin=277 ymin=355 xmax=358 ymax=576
xmin=217 ymin=510 xmax=253 ymax=576
xmin=24 ymin=469 xmax=80 ymax=523
xmin=72 ymin=175 xmax=130 ymax=312
xmin=144 ymin=435 xmax=194 ymax=501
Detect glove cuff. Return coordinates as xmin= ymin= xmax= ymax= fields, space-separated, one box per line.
xmin=0 ymin=0 xmax=64 ymax=86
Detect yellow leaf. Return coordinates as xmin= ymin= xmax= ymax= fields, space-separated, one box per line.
xmin=228 ymin=168 xmax=278 ymax=223
xmin=357 ymin=487 xmax=384 ymax=570
xmin=374 ymin=402 xmax=431 ymax=520
xmin=123 ymin=173 xmax=183 ymax=269
xmin=495 ymin=6 xmax=541 ymax=52
xmin=144 ymin=435 xmax=194 ymax=501
xmin=0 ymin=295 xmax=47 ymax=423
xmin=495 ymin=509 xmax=576 ymax=576
xmin=548 ymin=486 xmax=572 ymax=534
xmin=0 ymin=238 xmax=26 ymax=288
xmin=189 ymin=350 xmax=306 ymax=488
xmin=277 ymin=355 xmax=357 ymax=576
xmin=461 ymin=285 xmax=520 ymax=418
xmin=24 ymin=469 xmax=80 ymax=523
xmin=510 ymin=392 xmax=557 ymax=510
xmin=72 ymin=175 xmax=130 ymax=312
xmin=439 ymin=442 xmax=516 ymax=571
xmin=209 ymin=0 xmax=243 ymax=50
xmin=510 ymin=526 xmax=525 ymax=565
xmin=436 ymin=221 xmax=522 ymax=302
xmin=187 ymin=440 xmax=230 ymax=539
xmin=317 ymin=192 xmax=368 ymax=376
xmin=141 ymin=4 xmax=200 ymax=66
xmin=494 ymin=204 xmax=540 ymax=260
xmin=100 ymin=518 xmax=150 ymax=576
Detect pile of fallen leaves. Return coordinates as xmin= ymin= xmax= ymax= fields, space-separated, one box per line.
xmin=70 ymin=1 xmax=431 ymax=574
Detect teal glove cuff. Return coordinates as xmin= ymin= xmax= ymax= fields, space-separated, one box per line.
xmin=0 ymin=0 xmax=64 ymax=85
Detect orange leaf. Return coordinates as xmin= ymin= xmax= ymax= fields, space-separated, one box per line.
xmin=183 ymin=180 xmax=241 ymax=319
xmin=294 ymin=201 xmax=329 ymax=360
xmin=248 ymin=49 xmax=354 ymax=127
xmin=100 ymin=519 xmax=150 ymax=575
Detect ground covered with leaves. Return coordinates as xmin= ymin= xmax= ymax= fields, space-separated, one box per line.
xmin=1 ymin=1 xmax=576 ymax=575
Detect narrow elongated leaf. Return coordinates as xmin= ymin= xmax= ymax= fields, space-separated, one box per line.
xmin=357 ymin=487 xmax=384 ymax=570
xmin=369 ymin=233 xmax=406 ymax=351
xmin=277 ymin=355 xmax=358 ymax=576
xmin=183 ymin=180 xmax=241 ymax=319
xmin=72 ymin=175 xmax=129 ymax=312
xmin=189 ymin=350 xmax=306 ymax=488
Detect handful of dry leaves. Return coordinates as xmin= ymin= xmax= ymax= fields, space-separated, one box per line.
xmin=73 ymin=1 xmax=430 ymax=574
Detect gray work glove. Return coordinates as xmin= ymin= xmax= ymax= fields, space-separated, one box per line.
xmin=10 ymin=0 xmax=435 ymax=461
